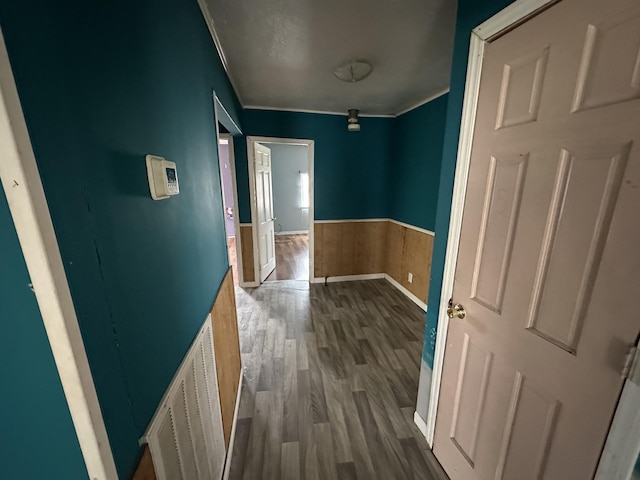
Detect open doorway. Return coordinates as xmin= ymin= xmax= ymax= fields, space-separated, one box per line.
xmin=213 ymin=94 xmax=243 ymax=286
xmin=217 ymin=131 xmax=239 ymax=284
xmin=263 ymin=142 xmax=310 ymax=282
xmin=246 ymin=136 xmax=314 ymax=284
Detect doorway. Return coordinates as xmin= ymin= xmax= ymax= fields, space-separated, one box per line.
xmin=217 ymin=131 xmax=239 ymax=284
xmin=246 ymin=136 xmax=314 ymax=284
xmin=213 ymin=94 xmax=243 ymax=286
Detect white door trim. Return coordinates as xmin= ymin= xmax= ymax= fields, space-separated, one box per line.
xmin=425 ymin=0 xmax=558 ymax=448
xmin=595 ymin=377 xmax=640 ymax=479
xmin=213 ymin=94 xmax=250 ymax=287
xmin=246 ymin=136 xmax=315 ymax=283
xmin=0 ymin=28 xmax=117 ymax=479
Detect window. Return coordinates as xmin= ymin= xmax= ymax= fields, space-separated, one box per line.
xmin=300 ymin=172 xmax=309 ymax=208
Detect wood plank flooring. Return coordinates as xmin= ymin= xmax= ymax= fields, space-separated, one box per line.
xmin=229 ymin=279 xmax=445 ymax=480
xmin=266 ymin=234 xmax=309 ymax=282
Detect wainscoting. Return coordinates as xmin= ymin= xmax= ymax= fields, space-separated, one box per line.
xmin=385 ymin=221 xmax=433 ymax=303
xmin=315 ymin=220 xmax=434 ymax=303
xmin=238 ymin=220 xmax=434 ymax=304
xmin=240 ymin=225 xmax=255 ymax=283
xmin=210 ymin=268 xmax=242 ymax=446
xmin=314 ymin=220 xmax=388 ymax=277
xmin=133 ymin=268 xmax=242 ymax=478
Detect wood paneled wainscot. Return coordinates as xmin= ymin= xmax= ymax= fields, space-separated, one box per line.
xmin=240 ymin=224 xmax=255 ymax=283
xmin=385 ymin=221 xmax=434 ymax=303
xmin=314 ymin=220 xmax=388 ymax=277
xmin=210 ymin=267 xmax=241 ymax=447
xmin=314 ymin=220 xmax=434 ymax=304
xmin=239 ymin=219 xmax=433 ymax=304
xmin=132 ymin=445 xmax=157 ymax=480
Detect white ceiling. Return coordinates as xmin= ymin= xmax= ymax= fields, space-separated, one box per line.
xmin=200 ymin=0 xmax=458 ymax=116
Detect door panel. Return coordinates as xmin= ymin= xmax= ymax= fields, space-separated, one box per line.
xmin=254 ymin=143 xmax=276 ymax=282
xmin=434 ymin=0 xmax=640 ymax=478
xmin=471 ymin=154 xmax=528 ymax=314
xmin=527 ymin=145 xmax=630 ymax=353
xmin=449 ymin=334 xmax=493 ymax=467
xmin=494 ymin=373 xmax=558 ymax=480
xmin=571 ymin=4 xmax=640 ymax=112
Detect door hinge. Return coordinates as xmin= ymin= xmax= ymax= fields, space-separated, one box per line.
xmin=621 ymin=345 xmax=640 ymax=385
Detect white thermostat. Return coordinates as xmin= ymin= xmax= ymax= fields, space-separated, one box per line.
xmin=146 ymin=155 xmax=179 ymax=200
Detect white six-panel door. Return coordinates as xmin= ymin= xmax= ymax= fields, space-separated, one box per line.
xmin=434 ymin=0 xmax=640 ymax=478
xmin=253 ymin=142 xmax=276 ymax=282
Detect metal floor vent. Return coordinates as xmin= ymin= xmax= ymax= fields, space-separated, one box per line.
xmin=141 ymin=317 xmax=226 ymax=480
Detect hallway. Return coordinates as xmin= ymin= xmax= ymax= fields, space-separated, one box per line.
xmin=228 ymin=279 xmax=445 ymax=480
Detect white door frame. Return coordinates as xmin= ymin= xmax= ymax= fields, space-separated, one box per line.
xmin=246 ymin=136 xmax=315 ymax=284
xmin=426 ymin=1 xmax=639 ymax=477
xmin=0 ymin=28 xmax=117 ymax=479
xmin=213 ymin=94 xmax=249 ymax=287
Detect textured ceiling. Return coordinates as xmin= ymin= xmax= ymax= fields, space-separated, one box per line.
xmin=200 ymin=0 xmax=457 ymax=116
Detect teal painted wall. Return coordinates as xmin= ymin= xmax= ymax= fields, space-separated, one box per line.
xmin=0 ymin=0 xmax=241 ymax=476
xmin=0 ymin=185 xmax=88 ymax=479
xmin=236 ymin=109 xmax=393 ymax=223
xmin=391 ymin=94 xmax=449 ymax=231
xmin=422 ymin=0 xmax=516 ymax=369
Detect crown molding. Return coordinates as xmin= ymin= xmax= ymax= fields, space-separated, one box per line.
xmin=244 ymin=105 xmax=396 ymax=118
xmin=395 ymin=88 xmax=451 ymax=117
xmin=196 ymin=0 xmax=245 ymax=106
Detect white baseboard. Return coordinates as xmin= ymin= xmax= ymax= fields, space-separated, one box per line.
xmin=276 ymin=230 xmax=309 ymax=235
xmin=222 ymin=368 xmax=244 ymax=480
xmin=383 ymin=274 xmax=428 ymax=312
xmin=239 ymin=281 xmax=259 ymax=288
xmin=311 ymin=273 xmax=386 ymax=284
xmin=414 ymin=410 xmax=429 ymax=439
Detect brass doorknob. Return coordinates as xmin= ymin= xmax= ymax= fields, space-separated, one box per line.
xmin=447 ymin=299 xmax=466 ymax=319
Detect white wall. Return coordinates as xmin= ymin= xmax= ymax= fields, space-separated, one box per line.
xmin=267 ymin=143 xmax=309 ymax=234
xmin=218 ymin=142 xmax=235 ymax=237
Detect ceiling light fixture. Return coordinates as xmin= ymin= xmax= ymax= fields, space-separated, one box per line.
xmin=334 ymin=60 xmax=373 ymax=83
xmin=347 ymin=109 xmax=360 ymax=132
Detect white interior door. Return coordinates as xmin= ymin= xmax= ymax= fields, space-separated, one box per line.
xmin=254 ymin=142 xmax=276 ymax=282
xmin=434 ymin=0 xmax=640 ymax=478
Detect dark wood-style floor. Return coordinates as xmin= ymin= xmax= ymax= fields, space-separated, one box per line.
xmin=266 ymin=234 xmax=309 ymax=282
xmin=228 ymin=279 xmax=446 ymax=480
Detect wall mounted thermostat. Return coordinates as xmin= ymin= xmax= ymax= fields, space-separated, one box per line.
xmin=146 ymin=155 xmax=179 ymax=200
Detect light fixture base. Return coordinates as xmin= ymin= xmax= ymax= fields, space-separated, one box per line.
xmin=334 ymin=61 xmax=373 ymax=83
xmin=347 ymin=109 xmax=361 ymax=132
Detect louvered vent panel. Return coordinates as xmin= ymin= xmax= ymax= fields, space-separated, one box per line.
xmin=195 ymin=344 xmax=218 ymax=477
xmin=173 ymin=381 xmax=199 ymax=479
xmin=157 ymin=413 xmax=182 ymax=480
xmin=185 ymin=362 xmax=212 ymax=479
xmin=201 ymin=323 xmax=226 ymax=479
xmin=142 ymin=317 xmax=226 ymax=480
